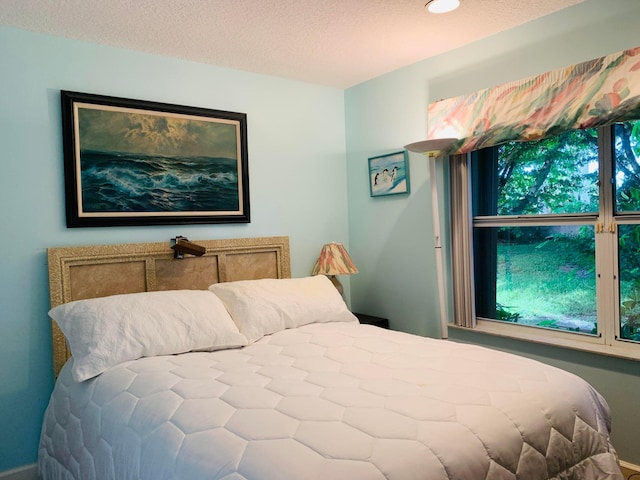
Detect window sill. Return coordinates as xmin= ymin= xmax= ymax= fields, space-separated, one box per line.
xmin=449 ymin=320 xmax=640 ymax=362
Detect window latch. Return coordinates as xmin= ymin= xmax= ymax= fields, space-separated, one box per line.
xmin=595 ymin=222 xmax=616 ymax=233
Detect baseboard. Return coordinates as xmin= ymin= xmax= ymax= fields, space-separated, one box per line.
xmin=621 ymin=460 xmax=640 ymax=475
xmin=0 ymin=459 xmax=636 ymax=479
xmin=0 ymin=464 xmax=38 ymax=480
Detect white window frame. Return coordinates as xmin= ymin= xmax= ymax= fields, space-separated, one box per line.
xmin=448 ymin=126 xmax=640 ymax=361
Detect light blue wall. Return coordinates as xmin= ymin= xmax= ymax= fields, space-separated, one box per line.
xmin=346 ymin=0 xmax=640 ymax=465
xmin=0 ymin=27 xmax=348 ymax=471
xmin=4 ymin=0 xmax=640 ymax=472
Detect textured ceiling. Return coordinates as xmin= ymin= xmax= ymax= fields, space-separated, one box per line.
xmin=0 ymin=0 xmax=585 ymax=88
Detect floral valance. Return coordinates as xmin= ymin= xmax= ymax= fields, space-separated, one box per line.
xmin=427 ymin=46 xmax=640 ymax=155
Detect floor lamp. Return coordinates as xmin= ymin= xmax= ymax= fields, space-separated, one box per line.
xmin=405 ymin=138 xmax=457 ymax=339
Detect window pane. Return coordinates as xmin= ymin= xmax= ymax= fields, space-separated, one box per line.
xmin=473 ymin=225 xmax=597 ymax=335
xmin=614 ymin=120 xmax=640 ymax=214
xmin=618 ymin=224 xmax=640 ymax=342
xmin=472 ymin=129 xmax=599 ymax=217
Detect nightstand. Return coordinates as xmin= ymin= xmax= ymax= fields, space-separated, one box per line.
xmin=353 ymin=312 xmax=389 ymax=329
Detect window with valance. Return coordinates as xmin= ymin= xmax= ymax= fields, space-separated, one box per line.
xmin=430 ymin=46 xmax=640 ymax=153
xmin=437 ymin=46 xmax=640 ymax=359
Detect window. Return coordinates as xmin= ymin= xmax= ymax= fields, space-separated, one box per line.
xmin=614 ymin=121 xmax=640 ymax=343
xmin=451 ymin=120 xmax=640 ymax=358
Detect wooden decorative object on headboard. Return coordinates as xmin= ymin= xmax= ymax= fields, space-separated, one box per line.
xmin=47 ymin=236 xmax=291 ymax=377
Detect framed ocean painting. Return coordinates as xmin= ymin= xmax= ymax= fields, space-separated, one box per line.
xmin=60 ymin=91 xmax=249 ymax=227
xmin=368 ymin=150 xmax=410 ymax=197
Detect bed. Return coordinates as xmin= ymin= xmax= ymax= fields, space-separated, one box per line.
xmin=39 ymin=236 xmax=623 ymax=480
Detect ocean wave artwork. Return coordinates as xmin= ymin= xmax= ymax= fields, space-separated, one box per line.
xmin=80 ymin=150 xmax=239 ymax=213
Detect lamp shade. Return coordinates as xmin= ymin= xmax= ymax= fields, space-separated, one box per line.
xmin=311 ymin=243 xmax=358 ymax=276
xmin=404 ymin=137 xmax=457 ymax=156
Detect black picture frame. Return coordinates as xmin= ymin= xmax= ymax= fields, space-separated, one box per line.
xmin=61 ymin=90 xmax=250 ymax=227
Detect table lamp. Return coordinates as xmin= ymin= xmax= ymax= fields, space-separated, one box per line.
xmin=311 ymin=242 xmax=358 ymax=295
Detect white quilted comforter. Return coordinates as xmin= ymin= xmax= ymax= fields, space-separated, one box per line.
xmin=39 ymin=323 xmax=622 ymax=479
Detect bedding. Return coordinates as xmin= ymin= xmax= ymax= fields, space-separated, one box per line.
xmin=49 ymin=290 xmax=248 ymax=382
xmin=209 ymin=275 xmax=359 ymax=342
xmin=39 ymin=322 xmax=622 ymax=480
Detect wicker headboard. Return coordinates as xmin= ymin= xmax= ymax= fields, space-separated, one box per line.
xmin=47 ymin=236 xmax=291 ymax=377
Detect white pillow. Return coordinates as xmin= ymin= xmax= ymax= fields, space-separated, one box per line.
xmin=49 ymin=290 xmax=248 ymax=382
xmin=209 ymin=275 xmax=358 ymax=343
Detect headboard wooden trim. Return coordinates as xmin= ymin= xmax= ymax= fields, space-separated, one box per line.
xmin=47 ymin=236 xmax=290 ymax=377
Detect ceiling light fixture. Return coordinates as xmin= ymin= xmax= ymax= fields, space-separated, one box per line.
xmin=426 ymin=0 xmax=460 ymax=14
